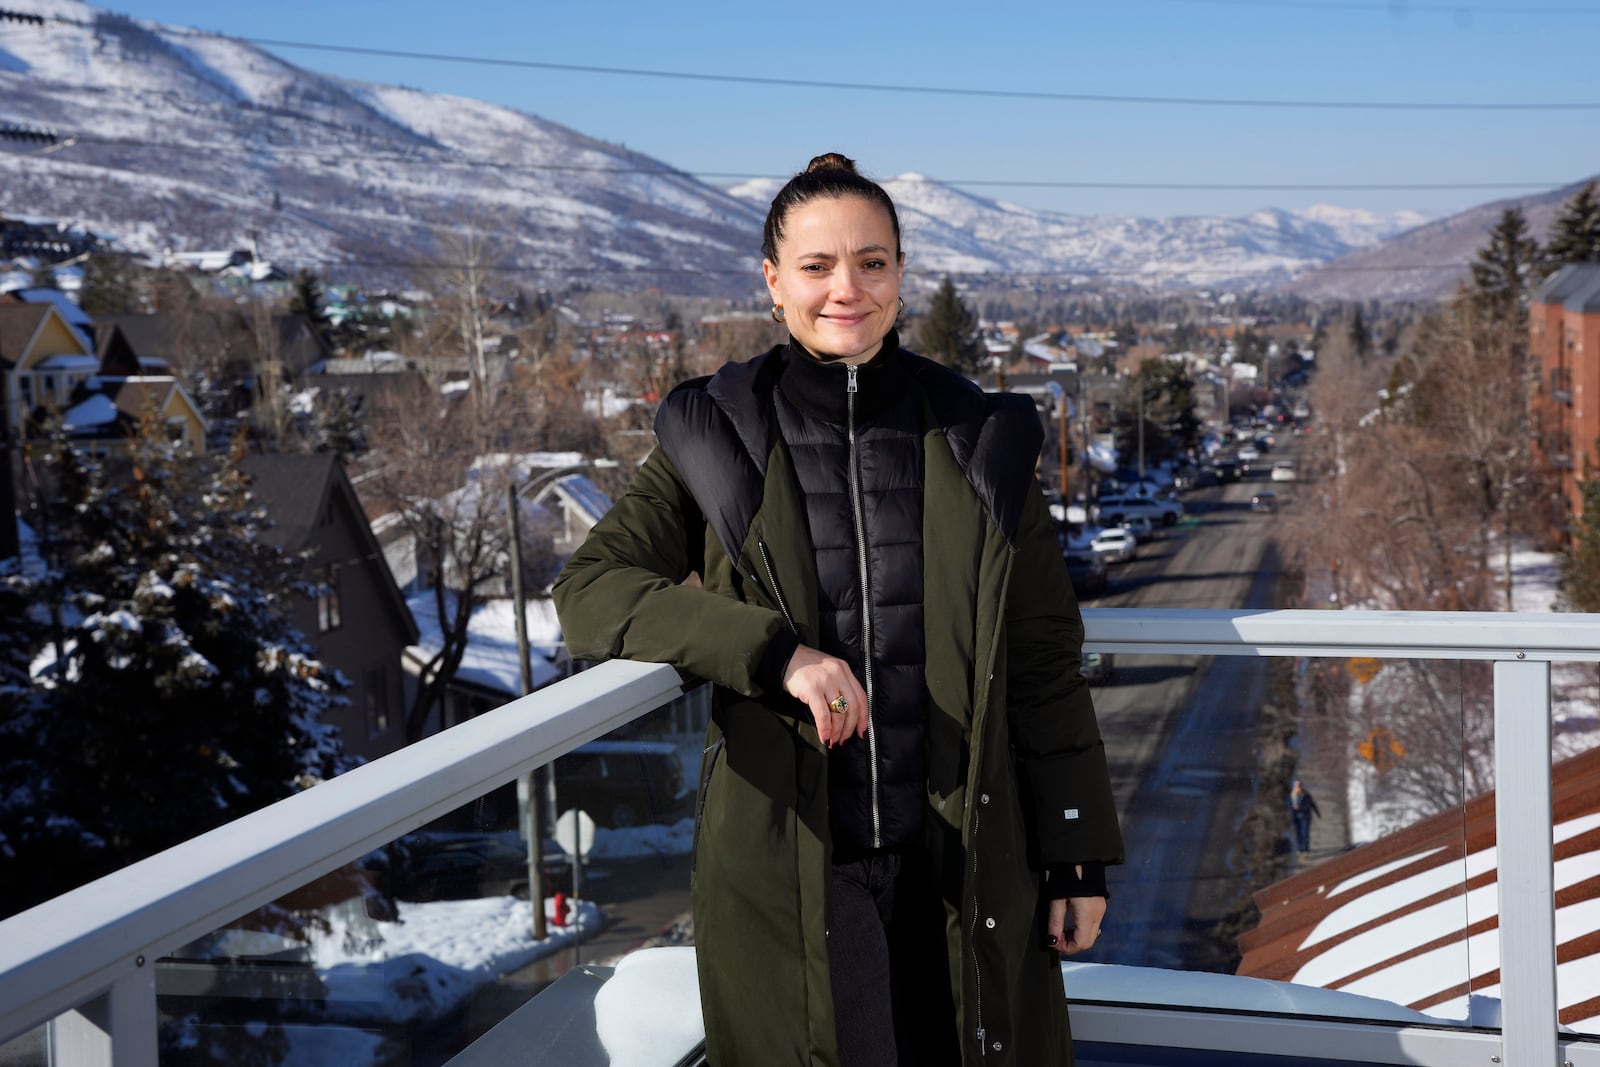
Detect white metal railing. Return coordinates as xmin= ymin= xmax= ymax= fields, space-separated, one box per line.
xmin=2 ymin=608 xmax=1599 ymax=1066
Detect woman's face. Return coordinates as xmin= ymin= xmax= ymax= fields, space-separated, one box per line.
xmin=763 ymin=194 xmax=904 ymax=365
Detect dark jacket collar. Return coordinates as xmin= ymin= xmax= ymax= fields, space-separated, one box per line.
xmin=777 ymin=330 xmax=907 ymax=426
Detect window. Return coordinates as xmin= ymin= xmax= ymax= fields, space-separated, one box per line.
xmin=316 ymin=566 xmax=343 ymax=633
xmin=364 ymin=667 xmax=391 ymax=736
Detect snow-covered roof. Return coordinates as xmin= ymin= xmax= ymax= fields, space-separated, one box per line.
xmin=406 ymin=593 xmax=565 ymax=698
xmin=551 ymin=475 xmax=613 ymax=527
xmin=35 ymin=353 xmax=100 ymax=371
xmin=62 ymin=393 xmax=118 ymax=429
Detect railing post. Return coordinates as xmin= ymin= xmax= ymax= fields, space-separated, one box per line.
xmin=46 ymin=965 xmax=157 ymax=1066
xmin=1493 ymin=659 xmax=1558 ymax=1066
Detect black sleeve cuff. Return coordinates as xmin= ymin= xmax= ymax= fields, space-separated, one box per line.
xmin=755 ymin=630 xmax=801 ymax=701
xmin=1045 ymin=862 xmax=1108 ymax=900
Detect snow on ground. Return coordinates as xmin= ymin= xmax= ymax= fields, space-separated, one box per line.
xmin=308 ymin=894 xmax=601 ymax=1027
xmin=1345 ymin=540 xmax=1600 ymax=845
xmin=271 ymin=816 xmax=690 ymax=1044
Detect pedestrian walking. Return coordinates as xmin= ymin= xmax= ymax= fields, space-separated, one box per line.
xmin=554 ymin=153 xmax=1124 ymax=1066
xmin=1289 ymin=779 xmax=1322 ymax=853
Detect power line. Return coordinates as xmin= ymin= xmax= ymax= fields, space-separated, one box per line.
xmin=215 ymin=36 xmax=1600 ymax=112
xmin=29 ymin=134 xmax=1577 ymax=195
xmin=16 ymin=10 xmax=1596 ymax=112
xmin=1144 ymin=0 xmax=1600 ymax=14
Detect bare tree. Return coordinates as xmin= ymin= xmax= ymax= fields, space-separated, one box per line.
xmin=364 ymin=375 xmax=535 ymax=742
xmin=429 ymin=221 xmax=506 ymax=398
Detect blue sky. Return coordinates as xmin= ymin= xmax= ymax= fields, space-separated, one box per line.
xmin=99 ymin=0 xmax=1599 ymax=221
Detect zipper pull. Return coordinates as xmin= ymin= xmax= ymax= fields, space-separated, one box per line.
xmin=846 ymin=364 xmax=859 ymax=393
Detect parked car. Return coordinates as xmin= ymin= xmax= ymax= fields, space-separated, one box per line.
xmin=393 ymin=832 xmax=573 ymax=901
xmin=555 ymin=739 xmax=687 ymax=828
xmin=1092 ymin=493 xmax=1184 ymax=527
xmin=1082 ymin=651 xmax=1115 ymax=685
xmin=1250 ymin=491 xmax=1278 ymax=513
xmin=1064 ymin=547 xmax=1109 ymax=596
xmin=1118 ymin=515 xmax=1157 ymax=543
xmin=1090 ymin=527 xmax=1138 ymax=563
xmin=1270 ymin=462 xmax=1297 ymax=482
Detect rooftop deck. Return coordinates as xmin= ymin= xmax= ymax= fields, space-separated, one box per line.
xmin=3 ymin=608 xmax=1599 ymax=1066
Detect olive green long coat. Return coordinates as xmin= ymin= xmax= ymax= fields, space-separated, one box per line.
xmin=553 ymin=357 xmax=1123 ymax=1066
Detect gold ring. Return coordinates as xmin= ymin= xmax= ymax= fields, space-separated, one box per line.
xmin=829 ymin=695 xmax=848 ymax=715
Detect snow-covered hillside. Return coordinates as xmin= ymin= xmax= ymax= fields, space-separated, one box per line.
xmin=2 ymin=0 xmax=1438 ymax=294
xmin=0 ymin=0 xmax=766 ymax=294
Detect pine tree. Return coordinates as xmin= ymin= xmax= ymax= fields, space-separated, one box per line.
xmin=914 ymin=276 xmax=983 ymax=376
xmin=1540 ymin=181 xmax=1600 ymax=279
xmin=1347 ymin=306 xmax=1371 ymax=361
xmin=77 ymin=253 xmax=143 ymax=316
xmin=1560 ymin=444 xmax=1600 ymax=612
xmin=1111 ymin=360 xmax=1200 ymax=469
xmin=289 ymin=268 xmax=334 ymax=350
xmin=1468 ymin=208 xmax=1539 ymax=336
xmin=0 ymin=423 xmax=348 ymax=917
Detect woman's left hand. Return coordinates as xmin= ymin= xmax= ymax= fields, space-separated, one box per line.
xmin=1047 ymin=894 xmax=1106 ymax=957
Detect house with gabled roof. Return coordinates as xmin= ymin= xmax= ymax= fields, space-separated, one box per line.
xmin=240 ymin=452 xmax=420 ymax=762
xmin=62 ymin=376 xmax=208 ymax=456
xmin=0 ymin=302 xmax=101 ymax=439
xmin=92 ymin=320 xmax=173 ymax=378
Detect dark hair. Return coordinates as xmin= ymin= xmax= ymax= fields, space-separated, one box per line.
xmin=761 ymin=152 xmax=903 ymax=264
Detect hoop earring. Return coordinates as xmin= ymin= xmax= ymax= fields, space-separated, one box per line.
xmin=897 ymin=297 xmax=905 ymax=316
xmin=771 ymin=305 xmax=786 ymax=323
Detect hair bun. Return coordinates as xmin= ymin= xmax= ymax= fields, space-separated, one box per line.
xmin=805 ymin=152 xmax=858 ymax=176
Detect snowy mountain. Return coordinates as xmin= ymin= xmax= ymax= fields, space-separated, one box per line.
xmin=727 ymin=174 xmax=1428 ymax=291
xmin=1286 ymin=178 xmax=1599 ymax=303
xmin=2 ymin=0 xmax=1438 ymax=296
xmin=0 ymin=0 xmax=766 ymax=294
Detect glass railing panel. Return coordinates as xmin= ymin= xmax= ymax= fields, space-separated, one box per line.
xmin=149 ymin=690 xmax=706 ymax=1066
xmin=1551 ymin=658 xmax=1600 ymax=1044
xmin=0 ymin=1025 xmax=45 ymax=1065
xmin=1087 ymin=652 xmax=1481 ymax=1029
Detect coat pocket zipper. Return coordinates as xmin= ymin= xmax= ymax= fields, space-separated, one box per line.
xmin=690 ymin=735 xmax=727 ymax=880
xmin=756 ymin=540 xmax=798 ymax=636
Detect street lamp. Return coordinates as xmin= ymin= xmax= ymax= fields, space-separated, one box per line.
xmin=505 ymin=459 xmax=618 ymax=939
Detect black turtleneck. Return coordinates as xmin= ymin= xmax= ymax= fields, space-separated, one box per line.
xmin=776 ymin=330 xmax=909 ymax=426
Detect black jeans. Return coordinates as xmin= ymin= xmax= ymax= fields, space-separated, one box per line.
xmin=828 ymin=849 xmax=960 ymax=1067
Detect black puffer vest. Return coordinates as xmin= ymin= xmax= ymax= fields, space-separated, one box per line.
xmin=774 ymin=342 xmax=927 ymax=856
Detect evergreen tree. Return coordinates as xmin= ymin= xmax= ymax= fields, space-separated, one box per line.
xmin=1560 ymin=444 xmax=1600 ymax=612
xmin=77 ymin=253 xmax=143 ymax=316
xmin=1540 ymin=181 xmax=1600 ymax=278
xmin=288 ymin=269 xmax=334 ymax=350
xmin=1111 ymin=360 xmax=1199 ymax=469
xmin=0 ymin=423 xmax=348 ymax=917
xmin=316 ymin=387 xmax=366 ymax=457
xmin=1347 ymin=306 xmax=1371 ymax=361
xmin=914 ymin=276 xmax=983 ymax=376
xmin=1468 ymin=208 xmax=1539 ymax=336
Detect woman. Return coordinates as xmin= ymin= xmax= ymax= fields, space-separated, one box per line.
xmin=553 ymin=153 xmax=1123 ymax=1067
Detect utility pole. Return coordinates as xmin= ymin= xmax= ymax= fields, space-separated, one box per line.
xmin=507 ymin=482 xmax=549 ymax=941
xmin=1137 ymin=383 xmax=1146 ymax=485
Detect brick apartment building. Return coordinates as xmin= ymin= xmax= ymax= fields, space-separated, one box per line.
xmin=1532 ymin=263 xmax=1600 ymax=535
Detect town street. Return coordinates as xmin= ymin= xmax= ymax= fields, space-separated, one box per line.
xmin=1089 ymin=473 xmax=1289 ymax=971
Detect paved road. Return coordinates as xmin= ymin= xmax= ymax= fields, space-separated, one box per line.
xmin=1085 ymin=471 xmax=1289 ymax=970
